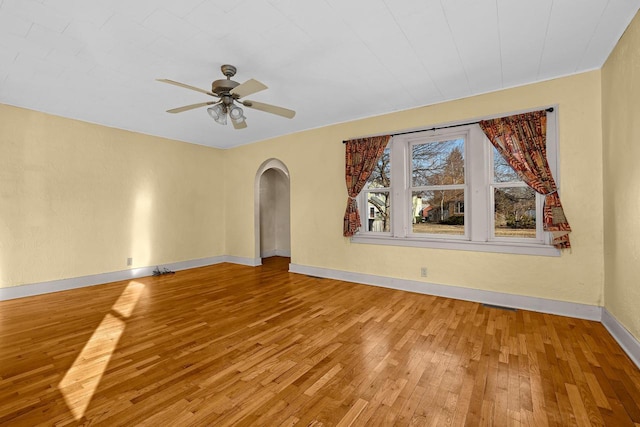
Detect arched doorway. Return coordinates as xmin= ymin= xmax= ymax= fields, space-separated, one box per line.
xmin=254 ymin=159 xmax=291 ymax=263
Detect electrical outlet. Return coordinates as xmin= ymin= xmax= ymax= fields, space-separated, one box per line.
xmin=127 ymin=257 xmax=133 ymax=266
xmin=420 ymin=267 xmax=427 ymax=277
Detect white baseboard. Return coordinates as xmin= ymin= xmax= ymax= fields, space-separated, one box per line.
xmin=0 ymin=256 xmax=226 ymax=301
xmin=223 ymin=256 xmax=262 ymax=267
xmin=602 ymin=308 xmax=640 ymax=369
xmin=289 ymin=263 xmax=602 ymax=321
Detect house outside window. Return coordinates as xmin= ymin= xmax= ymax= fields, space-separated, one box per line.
xmin=363 ymin=144 xmax=391 ymax=233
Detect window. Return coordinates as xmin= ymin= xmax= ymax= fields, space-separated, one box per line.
xmin=354 ymin=109 xmax=559 ymax=256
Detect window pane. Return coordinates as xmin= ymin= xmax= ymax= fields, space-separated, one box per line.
xmin=412 ymin=190 xmax=464 ymax=235
xmin=366 ymin=145 xmax=391 ymax=189
xmin=493 ymin=147 xmax=521 ymax=183
xmin=412 ymin=138 xmax=465 ymax=187
xmin=366 ymin=191 xmax=390 ymax=232
xmin=494 ymin=187 xmax=536 ymax=238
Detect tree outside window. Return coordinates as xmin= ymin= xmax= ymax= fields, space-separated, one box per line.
xmin=411 ymin=138 xmax=466 ymax=235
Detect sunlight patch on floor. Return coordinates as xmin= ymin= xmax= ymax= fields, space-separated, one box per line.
xmin=58 ymin=281 xmax=145 ymax=420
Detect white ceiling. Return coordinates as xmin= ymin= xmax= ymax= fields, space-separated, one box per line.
xmin=1 ymin=1 xmax=638 ymax=149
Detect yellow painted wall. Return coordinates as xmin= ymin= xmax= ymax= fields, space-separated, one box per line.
xmin=227 ymin=71 xmax=604 ymax=306
xmin=0 ymin=104 xmax=225 ymax=288
xmin=0 ymin=70 xmax=608 ymax=309
xmin=602 ymin=11 xmax=640 ymax=340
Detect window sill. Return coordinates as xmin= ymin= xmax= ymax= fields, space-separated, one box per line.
xmin=351 ymin=235 xmax=561 ymax=257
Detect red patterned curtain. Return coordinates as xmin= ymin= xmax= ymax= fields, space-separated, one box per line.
xmin=343 ymin=136 xmax=391 ymax=236
xmin=479 ymin=111 xmax=571 ymax=249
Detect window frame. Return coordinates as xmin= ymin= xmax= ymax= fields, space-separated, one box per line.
xmin=352 ymin=107 xmax=560 ymax=257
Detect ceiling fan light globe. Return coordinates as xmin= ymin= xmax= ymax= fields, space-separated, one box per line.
xmin=229 ymin=105 xmax=245 ymax=121
xmin=231 ymin=116 xmax=245 ymax=125
xmin=215 ymin=114 xmax=227 ymax=125
xmin=207 ymin=104 xmax=227 ymax=125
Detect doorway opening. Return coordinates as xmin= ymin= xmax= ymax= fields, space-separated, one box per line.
xmin=255 ymin=159 xmax=291 ymax=268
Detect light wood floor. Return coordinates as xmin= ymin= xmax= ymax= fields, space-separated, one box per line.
xmin=1 ymin=257 xmax=639 ymax=426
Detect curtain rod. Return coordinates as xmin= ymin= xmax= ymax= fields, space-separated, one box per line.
xmin=342 ymin=107 xmax=554 ymax=143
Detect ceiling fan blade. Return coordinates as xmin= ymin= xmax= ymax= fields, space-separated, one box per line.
xmin=241 ymin=100 xmax=296 ymax=119
xmin=230 ymin=79 xmax=268 ymax=98
xmin=232 ymin=119 xmax=248 ymax=130
xmin=167 ymin=101 xmax=216 ymax=114
xmin=157 ymin=79 xmax=218 ymax=97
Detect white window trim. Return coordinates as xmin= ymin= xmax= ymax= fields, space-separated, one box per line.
xmin=352 ymin=107 xmax=561 ymax=257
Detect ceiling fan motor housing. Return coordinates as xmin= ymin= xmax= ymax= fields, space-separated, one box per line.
xmin=211 ymin=79 xmax=239 ymax=96
xmin=212 ymin=64 xmax=240 ymax=96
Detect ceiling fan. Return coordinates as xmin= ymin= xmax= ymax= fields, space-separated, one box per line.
xmin=157 ymin=64 xmax=296 ymax=129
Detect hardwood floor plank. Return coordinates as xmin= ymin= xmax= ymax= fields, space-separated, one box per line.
xmin=566 ymin=382 xmax=598 ymax=427
xmin=337 ymin=397 xmax=369 ymax=427
xmin=0 ymin=258 xmax=638 ymax=425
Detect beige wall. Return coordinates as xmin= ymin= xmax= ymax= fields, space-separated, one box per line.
xmin=602 ymin=11 xmax=640 ymax=340
xmin=0 ymin=104 xmax=225 ymax=288
xmin=226 ymin=71 xmax=605 ymax=306
xmin=0 ymin=68 xmax=610 ymax=310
